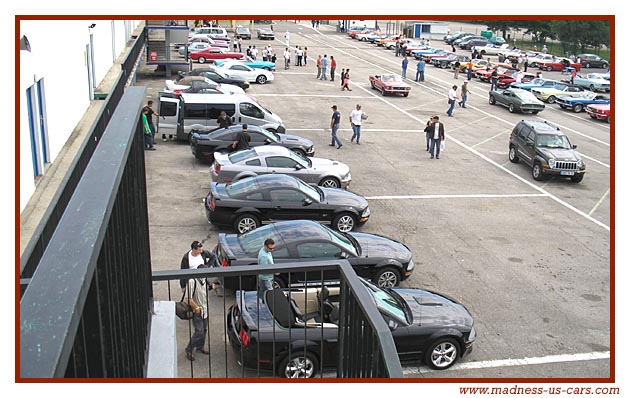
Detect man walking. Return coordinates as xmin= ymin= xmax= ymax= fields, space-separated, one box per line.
xmin=429 ymin=116 xmax=445 ymax=159
xmin=490 ymin=69 xmax=499 ymax=91
xmin=283 ymin=47 xmax=291 ymax=70
xmin=401 ymin=55 xmax=409 ymax=79
xmin=349 ymin=104 xmax=365 ymax=144
xmin=423 ymin=116 xmax=434 ymax=152
xmin=447 ymin=85 xmax=458 ymax=117
xmin=459 ymin=81 xmax=469 ymax=108
xmin=330 ymin=56 xmax=337 ymax=81
xmin=416 ymin=58 xmax=425 ymax=82
xmin=466 ymin=60 xmax=473 ymax=80
xmin=453 ymin=61 xmax=461 ymax=79
xmin=257 ymin=238 xmax=275 ymax=298
xmin=141 ymin=107 xmax=155 ymax=150
xmin=232 ymin=124 xmax=251 ymax=151
xmin=330 ymin=105 xmax=342 ymax=149
xmin=284 ymin=30 xmax=290 ymax=47
xmin=320 ymin=54 xmax=328 ymax=80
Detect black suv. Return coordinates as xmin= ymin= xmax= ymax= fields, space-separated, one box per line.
xmin=577 ymin=53 xmax=609 ymax=69
xmin=508 ymin=120 xmax=586 ymax=183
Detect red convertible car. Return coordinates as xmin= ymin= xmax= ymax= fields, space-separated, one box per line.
xmin=497 ymin=72 xmax=536 ymax=88
xmin=586 ymin=103 xmax=610 ymax=123
xmin=369 ymin=74 xmax=411 ymax=97
xmin=477 ymin=66 xmax=519 ymax=82
xmin=539 ymin=58 xmax=582 ymax=72
xmin=189 ymin=47 xmax=244 ymax=63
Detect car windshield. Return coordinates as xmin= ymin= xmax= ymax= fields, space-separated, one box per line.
xmin=513 ymin=90 xmax=539 ymax=102
xmin=326 ymin=228 xmax=359 ymax=257
xmin=259 ymin=128 xmax=280 ymax=143
xmin=536 ymin=134 xmax=571 ymax=149
xmin=361 ymin=279 xmax=410 ymax=325
xmin=228 ymin=148 xmax=257 ymax=163
xmin=237 ymin=226 xmax=283 ymax=255
xmin=288 ymin=149 xmax=312 ymax=168
xmin=381 ymin=75 xmax=402 ymax=82
xmin=295 ymin=178 xmax=323 ymax=202
xmin=552 ymin=84 xmax=568 ymax=90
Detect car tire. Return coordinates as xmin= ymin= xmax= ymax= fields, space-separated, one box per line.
xmin=602 ymin=63 xmax=608 ymax=69
xmin=198 ymin=56 xmax=206 ymax=64
xmin=606 ymin=115 xmax=610 ymax=123
xmin=319 ymin=177 xmax=341 ymax=189
xmin=263 ymin=67 xmax=271 ymax=71
xmin=571 ymin=174 xmax=584 ymax=183
xmin=332 ymin=213 xmax=357 ymax=232
xmin=508 ymin=103 xmax=515 ymax=113
xmin=546 ymin=66 xmax=553 ymax=72
xmin=373 ymin=267 xmax=400 ymax=288
xmin=589 ymin=84 xmax=595 ymax=92
xmin=532 ymin=162 xmax=544 ymax=181
xmin=292 ymin=148 xmax=307 ymax=157
xmin=546 ymin=95 xmax=556 ymax=104
xmin=279 ymin=352 xmax=319 ymax=378
xmin=585 ymin=62 xmax=591 ymax=68
xmin=256 ymin=75 xmax=267 ymax=84
xmin=234 ymin=213 xmax=260 ymax=234
xmin=403 ymin=93 xmax=409 ymax=97
xmin=531 ymin=111 xmax=540 ymax=114
xmin=425 ymin=338 xmax=460 ymax=370
xmin=589 ymin=114 xmax=597 ymax=119
xmin=273 ymin=276 xmax=287 ymax=289
xmin=370 ymin=81 xmax=376 ymax=89
xmin=573 ymin=104 xmax=584 ymax=113
xmin=489 ymin=95 xmax=496 ymax=105
xmin=509 ymin=145 xmax=519 ymax=163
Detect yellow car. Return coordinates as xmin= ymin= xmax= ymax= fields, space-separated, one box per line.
xmin=531 ymin=84 xmax=591 ymax=104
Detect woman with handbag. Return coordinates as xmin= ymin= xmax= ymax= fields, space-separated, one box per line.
xmin=341 ymin=69 xmax=352 ymax=91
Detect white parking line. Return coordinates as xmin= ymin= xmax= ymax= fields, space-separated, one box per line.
xmin=577 ymin=152 xmax=610 ymax=168
xmin=308 ymin=33 xmax=610 ymax=231
xmin=471 ymin=128 xmax=511 ymax=148
xmin=403 ymin=351 xmax=610 ymax=375
xmin=589 ymin=188 xmax=611 ymax=216
xmin=366 ymin=193 xmax=549 ymax=200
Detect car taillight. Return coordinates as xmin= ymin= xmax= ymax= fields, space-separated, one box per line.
xmin=239 ymin=328 xmax=249 ymax=347
xmin=209 ymin=196 xmax=215 ymax=210
xmin=214 ymin=163 xmax=221 ymax=174
xmin=221 ymin=258 xmax=229 ymax=267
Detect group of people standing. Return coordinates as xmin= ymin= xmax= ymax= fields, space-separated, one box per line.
xmin=329 ymin=104 xmax=366 ymax=148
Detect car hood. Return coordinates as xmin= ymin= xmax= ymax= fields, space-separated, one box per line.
xmin=395 ymin=288 xmax=473 ymax=328
xmin=320 ymin=188 xmax=368 ymax=208
xmin=348 ymin=232 xmax=411 ymax=261
xmin=309 ymin=158 xmax=350 ymax=175
xmin=277 ymin=133 xmax=313 ymax=149
xmin=538 ymin=148 xmax=581 ymax=162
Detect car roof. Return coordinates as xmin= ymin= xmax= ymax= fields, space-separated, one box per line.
xmin=268 ymin=220 xmax=334 ymax=243
xmin=251 ymin=174 xmax=301 ymax=190
xmin=252 ymin=145 xmax=291 ymax=156
xmin=180 ymin=92 xmax=252 ymax=103
xmin=518 ymin=120 xmax=562 ymax=133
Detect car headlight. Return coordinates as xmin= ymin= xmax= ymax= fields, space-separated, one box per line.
xmin=548 ymin=158 xmax=556 ymax=168
xmin=577 ymin=159 xmax=584 ymax=168
xmin=406 ymin=258 xmax=414 ymax=271
xmin=361 ymin=207 xmax=371 ymax=217
xmin=342 ymin=172 xmax=351 ymax=181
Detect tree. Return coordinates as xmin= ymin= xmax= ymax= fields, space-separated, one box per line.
xmin=553 ymin=20 xmax=610 ymax=54
xmin=521 ymin=21 xmax=556 ymax=44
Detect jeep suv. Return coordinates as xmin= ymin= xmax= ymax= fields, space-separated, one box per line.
xmin=508 ymin=120 xmax=586 ymax=182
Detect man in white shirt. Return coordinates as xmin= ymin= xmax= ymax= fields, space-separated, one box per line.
xmin=285 ymin=31 xmax=290 ymax=46
xmin=250 ymin=45 xmax=258 ymax=60
xmin=447 ymin=85 xmax=458 ymax=117
xmin=283 ymin=47 xmax=291 ymax=70
xmin=349 ymin=104 xmax=366 ymax=144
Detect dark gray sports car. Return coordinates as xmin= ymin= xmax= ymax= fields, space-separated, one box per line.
xmin=213 ymin=220 xmax=414 ymax=289
xmin=489 ymin=88 xmax=546 ymax=114
xmin=206 ymin=174 xmax=370 ymax=233
xmin=227 ymin=278 xmax=476 ymax=377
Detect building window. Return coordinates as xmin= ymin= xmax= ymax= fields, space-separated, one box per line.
xmin=26 ymin=79 xmax=50 ymax=177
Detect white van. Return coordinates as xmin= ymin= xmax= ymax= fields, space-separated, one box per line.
xmin=158 ymin=93 xmax=285 ymax=141
xmin=192 ymin=27 xmax=229 ymax=40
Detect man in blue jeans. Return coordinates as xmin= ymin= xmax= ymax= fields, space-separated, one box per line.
xmin=402 ymin=55 xmax=409 ymax=79
xmin=428 ymin=116 xmax=445 ymax=159
xmin=416 ymin=58 xmax=425 ymax=82
xmin=446 ymin=85 xmax=458 ymax=117
xmin=257 ymin=238 xmax=275 ymax=299
xmin=329 ymin=105 xmax=342 ymax=149
xmin=349 ymin=104 xmax=365 ymax=144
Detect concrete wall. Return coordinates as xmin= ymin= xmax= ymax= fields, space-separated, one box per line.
xmin=19 ymin=19 xmax=141 ymax=212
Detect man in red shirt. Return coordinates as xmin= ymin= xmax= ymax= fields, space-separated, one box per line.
xmin=330 ymin=56 xmax=337 ymax=81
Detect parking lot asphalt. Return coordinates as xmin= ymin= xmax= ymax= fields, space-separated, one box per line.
xmin=136 ymin=21 xmax=611 ymax=379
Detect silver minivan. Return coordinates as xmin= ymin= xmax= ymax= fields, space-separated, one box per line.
xmin=158 ymin=93 xmax=285 ymax=141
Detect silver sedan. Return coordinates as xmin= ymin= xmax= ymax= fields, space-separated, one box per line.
xmin=211 ymin=145 xmax=352 ymax=189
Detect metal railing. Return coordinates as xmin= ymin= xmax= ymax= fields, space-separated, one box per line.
xmin=20 ymin=26 xmax=147 ymax=286
xmin=152 ymin=260 xmax=403 ymax=379
xmin=20 ymin=87 xmax=153 ymax=378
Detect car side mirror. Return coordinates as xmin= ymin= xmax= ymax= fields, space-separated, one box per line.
xmin=572 ymin=144 xmax=577 ymax=149
xmin=335 ymin=252 xmax=349 ymax=259
xmin=264 ymin=138 xmax=272 ymax=144
xmin=388 ymin=319 xmax=399 ymax=331
xmin=295 ymin=163 xmax=304 ymax=170
xmin=302 ymin=198 xmax=312 ymax=206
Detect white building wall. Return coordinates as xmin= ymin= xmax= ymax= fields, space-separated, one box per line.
xmin=19 ymin=19 xmax=141 ymax=212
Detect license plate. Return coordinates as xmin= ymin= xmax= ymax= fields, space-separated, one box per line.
xmin=560 ymin=171 xmax=574 ymax=176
